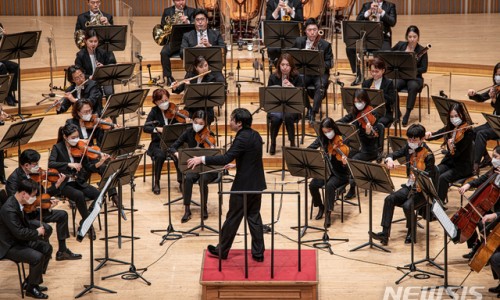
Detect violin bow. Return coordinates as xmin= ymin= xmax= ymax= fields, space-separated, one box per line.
xmin=348 ymin=102 xmax=386 ymax=125
xmin=78 ymin=100 xmax=112 ymax=164
xmin=426 ymin=124 xmax=475 ymax=140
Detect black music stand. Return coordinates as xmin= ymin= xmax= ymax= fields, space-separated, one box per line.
xmin=88 ymin=25 xmax=128 ymax=52
xmin=183 ymin=47 xmax=224 ymax=72
xmin=93 ymin=63 xmax=135 ymax=90
xmin=179 ymin=147 xmax=225 ymax=234
xmin=183 ymin=82 xmax=225 ymax=127
xmin=395 ymin=169 xmax=443 ymax=284
xmin=101 ymin=89 xmax=149 ymax=124
xmin=348 ymin=159 xmax=394 ymax=252
xmin=484 ymin=113 xmax=500 ymax=137
xmin=262 ymin=86 xmax=304 ymax=179
xmin=284 ymin=147 xmax=329 ymax=238
xmin=340 ymin=87 xmax=386 ymax=117
xmin=0 ymin=31 xmax=41 ymax=117
xmin=337 ymin=123 xmax=361 ymax=152
xmin=431 ymin=96 xmax=474 ymax=126
xmin=75 ymin=172 xmax=117 ymax=298
xmin=387 ymin=136 xmax=407 ymax=165
xmin=169 ymin=24 xmax=195 ymax=54
xmin=374 ymin=51 xmax=417 ymax=135
xmin=343 ymin=21 xmax=383 ymax=51
xmin=0 ymin=74 xmax=13 ymax=104
xmin=0 ymin=118 xmax=43 ymax=158
xmin=262 ymin=20 xmax=302 ymax=73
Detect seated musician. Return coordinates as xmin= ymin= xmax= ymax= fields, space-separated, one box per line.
xmin=337 ymin=89 xmax=382 ymax=200
xmin=362 ymin=57 xmax=396 ymax=157
xmin=267 ymin=53 xmax=303 ymax=155
xmin=6 ymin=149 xmax=81 ymax=261
xmin=468 ymin=62 xmax=500 ymax=175
xmin=292 ymin=18 xmax=333 ymax=123
xmin=171 ymin=55 xmax=223 ymax=125
xmin=0 ymin=179 xmax=52 ymax=299
xmin=370 ymin=124 xmax=435 ymax=245
xmin=391 ymin=25 xmax=428 ymax=126
xmin=425 ymin=103 xmax=474 ymax=203
xmin=308 ymin=118 xmax=349 ymax=227
xmin=180 ymin=9 xmax=225 ymax=58
xmin=49 ymin=123 xmax=109 ymax=238
xmin=0 ymin=23 xmax=20 ymax=106
xmin=75 ymin=0 xmax=113 ymax=31
xmin=55 ymin=65 xmax=103 ymax=115
xmin=170 ymin=110 xmax=218 ymax=223
xmin=458 ymin=146 xmax=500 ymax=260
xmin=143 ymin=88 xmax=191 ymax=195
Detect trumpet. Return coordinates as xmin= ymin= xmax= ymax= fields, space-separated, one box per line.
xmin=281 ymin=0 xmax=292 ymax=21
xmin=44 ymin=79 xmax=89 ymax=113
xmin=369 ymin=0 xmax=379 ymax=22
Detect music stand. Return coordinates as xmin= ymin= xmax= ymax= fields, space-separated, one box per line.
xmin=374 ymin=51 xmax=417 ymax=135
xmin=183 ymin=47 xmax=225 ymax=72
xmin=337 ymin=122 xmax=361 ymax=152
xmin=348 ymin=159 xmax=394 ymax=252
xmin=342 ymin=21 xmax=383 ymax=51
xmin=262 ymin=86 xmax=304 ymax=179
xmin=0 ymin=118 xmax=43 ymax=158
xmin=0 ymin=74 xmax=13 ymax=104
xmin=101 ymin=89 xmax=149 ymax=124
xmin=431 ymin=95 xmax=474 ymax=126
xmin=183 ymin=82 xmax=225 ymax=136
xmin=262 ymin=20 xmax=301 ymax=71
xmin=284 ymin=147 xmax=329 ymax=238
xmin=340 ymin=87 xmax=386 ymax=117
xmin=484 ymin=113 xmax=500 ymax=137
xmin=75 ymin=172 xmax=117 ymax=298
xmin=169 ymin=24 xmax=195 ymax=54
xmin=93 ymin=63 xmax=135 ymax=87
xmin=88 ymin=25 xmax=128 ymax=52
xmin=387 ymin=136 xmax=407 ymax=165
xmin=0 ymin=31 xmax=41 ymax=117
xmin=178 ymin=147 xmax=225 ymax=234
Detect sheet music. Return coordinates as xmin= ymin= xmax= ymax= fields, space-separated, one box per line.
xmin=432 ymin=200 xmax=457 ymax=239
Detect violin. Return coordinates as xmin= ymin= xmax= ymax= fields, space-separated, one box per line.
xmin=328 ymin=135 xmax=349 ymax=162
xmin=450 ymin=170 xmax=500 ymax=243
xmin=447 ymin=123 xmax=470 ymax=155
xmin=70 ymin=140 xmax=107 ymax=160
xmin=164 ymin=103 xmax=190 ymax=123
xmin=408 ymin=147 xmax=430 ymax=192
xmin=350 ymin=103 xmax=384 ymax=137
xmin=23 ymin=193 xmax=52 ymax=213
xmin=29 ymin=168 xmax=62 ymax=183
xmin=469 ymin=219 xmax=500 ymax=273
xmin=83 ymin=114 xmax=117 ymax=130
xmin=195 ymin=127 xmax=216 ymax=148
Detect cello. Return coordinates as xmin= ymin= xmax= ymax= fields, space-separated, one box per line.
xmin=469 ymin=219 xmax=500 ymax=273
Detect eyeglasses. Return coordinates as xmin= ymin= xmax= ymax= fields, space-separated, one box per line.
xmin=195 ymin=17 xmax=207 ymax=22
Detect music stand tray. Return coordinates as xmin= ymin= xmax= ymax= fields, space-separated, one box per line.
xmin=431 ymin=95 xmax=474 ymax=126
xmin=262 ymin=20 xmax=302 ymax=49
xmin=483 ymin=113 xmax=500 ymax=137
xmin=341 ymin=87 xmax=386 ymax=117
xmin=87 ymin=25 xmax=128 ymax=52
xmin=101 ymin=89 xmax=149 ymax=119
xmin=183 ymin=82 xmax=226 ymax=109
xmin=100 ymin=126 xmax=142 ymax=158
xmin=0 ymin=118 xmax=43 ymax=157
xmin=183 ymin=47 xmax=225 ymax=72
xmin=0 ymin=74 xmax=13 ymax=103
xmin=170 ymin=24 xmax=195 ymax=54
xmin=387 ymin=136 xmax=408 ymax=165
xmin=282 ymin=49 xmax=325 ymax=76
xmin=337 ymin=122 xmax=361 ymax=152
xmin=93 ymin=63 xmax=136 ymax=86
xmin=342 ymin=21 xmax=383 ymax=50
xmin=348 ymin=159 xmax=394 ymax=252
xmin=159 ymin=123 xmax=191 ymax=153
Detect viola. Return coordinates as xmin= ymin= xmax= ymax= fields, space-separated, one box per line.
xmin=164 ymin=103 xmax=190 ymax=123
xmin=23 ymin=193 xmax=52 ymax=213
xmin=29 ymin=168 xmax=62 ymax=183
xmin=83 ymin=114 xmax=117 ymax=130
xmin=448 ymin=123 xmax=470 ymax=155
xmin=70 ymin=140 xmax=107 ymax=160
xmin=450 ymin=170 xmax=500 ymax=243
xmin=195 ymin=127 xmax=216 ymax=148
xmin=409 ymin=147 xmax=430 ymax=192
xmin=327 ymin=135 xmax=349 ymax=162
xmin=469 ymin=220 xmax=500 ymax=273
xmin=350 ymin=104 xmax=384 ymax=137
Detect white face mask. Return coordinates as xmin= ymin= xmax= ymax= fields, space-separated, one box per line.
xmin=81 ymin=113 xmax=92 ymax=122
xmin=408 ymin=142 xmax=419 ymax=150
xmin=495 ymin=75 xmax=500 ymax=85
xmin=30 ymin=165 xmax=40 ymax=173
xmin=355 ymin=102 xmax=366 ymax=111
xmin=324 ymin=131 xmax=335 ymax=140
xmin=158 ymin=101 xmax=170 ymax=111
xmin=67 ymin=137 xmax=80 ymax=146
xmin=450 ymin=117 xmax=462 ymax=127
xmin=193 ymin=123 xmax=204 ymax=133
xmin=27 ymin=195 xmax=37 ymax=205
xmin=492 ymin=158 xmax=500 ymax=169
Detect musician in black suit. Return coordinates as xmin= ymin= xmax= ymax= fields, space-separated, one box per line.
xmin=188 ymin=108 xmax=267 ymax=262
xmin=267 ymin=53 xmax=303 ymax=155
xmin=266 ymin=0 xmax=303 ymax=21
xmin=391 ymin=25 xmax=428 ymax=126
xmin=170 ymin=110 xmax=218 ymax=223
xmin=6 ymin=149 xmax=81 ymax=261
xmin=55 ymin=65 xmax=103 ymax=115
xmin=180 ymin=9 xmax=225 ymax=60
xmin=292 ymin=18 xmax=333 ymax=123
xmin=143 ymin=88 xmax=187 ymax=195
xmin=75 ymin=0 xmax=113 ymax=31
xmin=0 ymin=179 xmax=52 ymax=299
xmin=160 ymin=0 xmax=196 ymax=84
xmin=48 ymin=124 xmax=108 ymax=231
xmin=0 ymin=23 xmax=20 ymax=106
xmin=347 ymin=0 xmax=397 ymax=85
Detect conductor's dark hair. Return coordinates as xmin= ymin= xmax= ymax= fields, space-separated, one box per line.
xmin=231 ymin=108 xmax=252 ymax=129
xmin=152 ymin=88 xmax=170 ymax=103
xmin=193 ymin=8 xmax=209 ymax=20
xmin=304 ymin=18 xmax=319 ymax=30
xmin=20 ymin=149 xmax=41 ymax=166
xmin=18 ymin=179 xmax=38 ymax=195
xmin=493 ymin=62 xmax=500 ymax=83
xmin=85 ymin=28 xmax=99 ymax=40
xmin=406 ymin=124 xmax=426 ymax=139
xmin=405 ymin=25 xmax=420 ymax=39
xmin=72 ymin=98 xmax=93 ymax=120
xmin=67 ymin=65 xmax=84 ymax=83
xmin=352 ymin=89 xmax=371 ymax=115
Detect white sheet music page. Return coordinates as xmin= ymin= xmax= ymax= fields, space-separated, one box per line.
xmin=432 ymin=200 xmax=458 ymax=239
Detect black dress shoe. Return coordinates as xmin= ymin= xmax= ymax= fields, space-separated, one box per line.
xmin=324 ymin=211 xmax=332 ymax=228
xmin=153 ymin=182 xmax=160 ymax=195
xmin=207 ymin=244 xmax=227 ymax=259
xmin=269 ymin=143 xmax=276 ymax=155
xmin=344 ymin=187 xmax=356 ymax=200
xmin=252 ymin=254 xmax=264 ymax=262
xmin=23 ymin=282 xmax=48 ymax=292
xmin=56 ymin=249 xmax=82 ymax=261
xmin=203 ymin=206 xmax=208 ymax=220
xmin=0 ymin=177 xmax=6 ymax=184
xmin=489 ymin=284 xmax=500 ymax=293
xmin=6 ymin=95 xmax=16 ymax=106
xmin=404 ymin=232 xmax=416 ymax=244
xmin=25 ymin=286 xmax=48 ymax=299
xmin=351 ymin=76 xmax=362 ymax=86
xmin=315 ymin=205 xmax=324 ymax=220
xmin=369 ymin=231 xmax=389 ymax=246
xmin=181 ymin=210 xmax=192 ymax=223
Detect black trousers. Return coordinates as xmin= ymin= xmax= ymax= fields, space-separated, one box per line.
xmin=60 ymin=182 xmax=100 ymax=221
xmin=0 ymin=150 xmax=5 ymax=181
xmin=182 ymin=172 xmax=219 ymax=206
xmin=304 ymin=74 xmax=330 ymax=114
xmin=474 ymin=122 xmax=498 ymax=164
xmin=148 ymin=146 xmax=182 ymax=184
xmin=491 ymin=252 xmax=500 ymax=280
xmin=218 ymin=193 xmax=264 ymax=258
xmin=28 ymin=209 xmax=69 ymax=244
xmin=4 ymin=240 xmax=52 ymax=287
xmin=160 ymin=44 xmax=177 ymax=79
xmin=268 ymin=112 xmax=300 ymax=144
xmin=346 ymin=39 xmax=391 ymax=73
xmin=309 ymin=174 xmax=349 ymax=211
xmin=395 ymin=78 xmax=423 ymax=111
xmin=380 ymin=185 xmax=426 ymax=235
xmin=437 ymin=163 xmax=471 ymax=203
xmin=0 ymin=60 xmax=19 ymax=92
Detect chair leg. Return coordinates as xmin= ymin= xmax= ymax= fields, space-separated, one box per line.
xmin=418 ymin=92 xmax=422 ymax=123
xmin=16 ymin=262 xmax=24 ymax=298
xmin=341 ymin=191 xmax=344 ymax=223
xmin=151 ymin=158 xmax=156 ymax=191
xmin=72 ymin=206 xmax=76 ymax=237
xmin=266 ymin=117 xmax=270 ymax=153
xmin=143 ymin=153 xmax=146 ymax=183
